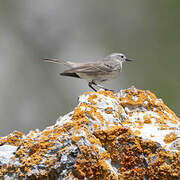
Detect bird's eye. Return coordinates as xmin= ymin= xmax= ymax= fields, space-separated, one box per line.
xmin=121 ymin=55 xmax=124 ymax=58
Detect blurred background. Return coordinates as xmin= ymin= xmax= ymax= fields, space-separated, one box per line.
xmin=0 ymin=0 xmax=179 ymax=135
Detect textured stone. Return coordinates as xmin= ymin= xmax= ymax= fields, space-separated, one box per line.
xmin=0 ymin=87 xmax=179 ymax=179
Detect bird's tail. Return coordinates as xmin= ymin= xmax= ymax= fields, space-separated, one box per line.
xmin=42 ymin=58 xmax=79 ymax=68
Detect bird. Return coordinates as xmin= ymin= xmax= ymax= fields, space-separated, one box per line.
xmin=42 ymin=53 xmax=133 ymax=91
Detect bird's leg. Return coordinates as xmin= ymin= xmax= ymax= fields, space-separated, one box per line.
xmin=92 ymin=82 xmax=108 ymax=90
xmin=88 ymin=82 xmax=97 ymax=92
xmin=92 ymin=81 xmax=116 ymax=92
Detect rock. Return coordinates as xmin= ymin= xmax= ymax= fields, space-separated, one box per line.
xmin=0 ymin=87 xmax=179 ymax=179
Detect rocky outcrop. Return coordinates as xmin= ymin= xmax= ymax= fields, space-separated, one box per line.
xmin=0 ymin=87 xmax=179 ymax=179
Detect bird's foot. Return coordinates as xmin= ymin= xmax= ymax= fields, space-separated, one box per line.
xmin=103 ymin=88 xmax=117 ymax=93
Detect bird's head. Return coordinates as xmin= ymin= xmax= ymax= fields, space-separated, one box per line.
xmin=106 ymin=53 xmax=133 ymax=71
xmin=108 ymin=53 xmax=133 ymax=63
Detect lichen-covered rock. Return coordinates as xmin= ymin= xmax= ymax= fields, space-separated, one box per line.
xmin=0 ymin=87 xmax=179 ymax=179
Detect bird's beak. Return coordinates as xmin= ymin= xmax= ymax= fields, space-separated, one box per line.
xmin=125 ymin=58 xmax=133 ymax=62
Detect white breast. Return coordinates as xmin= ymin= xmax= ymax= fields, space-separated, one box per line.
xmin=77 ymin=69 xmax=120 ymax=83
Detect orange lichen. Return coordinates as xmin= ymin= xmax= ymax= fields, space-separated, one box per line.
xmin=150 ymin=134 xmax=155 ymax=137
xmin=88 ymin=94 xmax=97 ymax=105
xmin=73 ymin=145 xmax=117 ymax=180
xmin=136 ymin=120 xmax=144 ymax=129
xmin=114 ymin=112 xmax=119 ymax=119
xmin=163 ymin=133 xmax=177 ymax=144
xmin=94 ymin=126 xmax=127 ymax=143
xmin=99 ymin=151 xmax=110 ymax=160
xmin=134 ymin=130 xmax=141 ymax=136
xmin=118 ymin=105 xmax=123 ymax=114
xmin=43 ymin=130 xmax=51 ymax=136
xmin=88 ymin=136 xmax=102 ymax=146
xmin=143 ymin=115 xmax=152 ymax=124
xmin=95 ymin=111 xmax=105 ymax=125
xmin=98 ymin=90 xmax=116 ymax=99
xmin=71 ymin=136 xmax=81 ymax=144
xmin=105 ymin=107 xmax=113 ymax=114
xmin=94 ymin=127 xmax=147 ymax=179
xmin=0 ymin=131 xmax=24 ymax=146
xmin=72 ymin=104 xmax=91 ymax=130
xmin=119 ymin=88 xmax=180 ymax=135
xmin=119 ymin=89 xmax=148 ymax=106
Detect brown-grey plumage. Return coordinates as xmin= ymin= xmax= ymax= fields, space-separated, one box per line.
xmin=42 ymin=53 xmax=132 ymax=91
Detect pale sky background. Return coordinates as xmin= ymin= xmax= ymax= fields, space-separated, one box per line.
xmin=0 ymin=0 xmax=179 ymax=135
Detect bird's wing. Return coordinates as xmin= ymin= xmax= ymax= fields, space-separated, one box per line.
xmin=61 ymin=61 xmax=114 ymax=74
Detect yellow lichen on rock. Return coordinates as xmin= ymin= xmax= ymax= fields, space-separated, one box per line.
xmin=164 ymin=132 xmax=177 ymax=144
xmin=0 ymin=87 xmax=179 ymax=179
